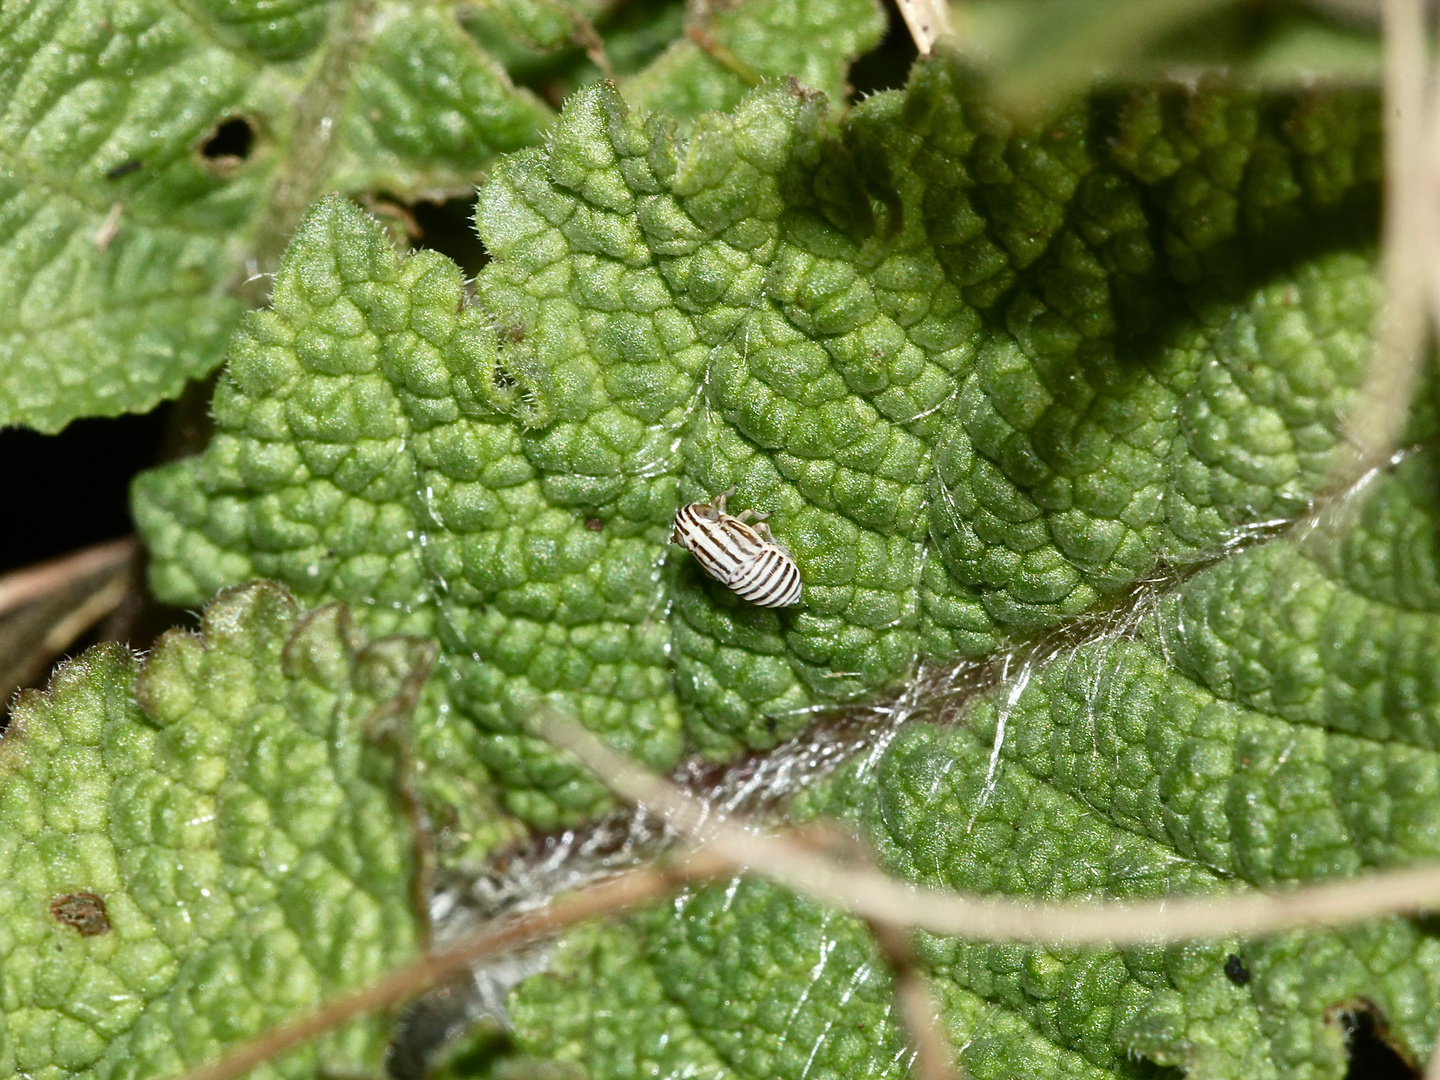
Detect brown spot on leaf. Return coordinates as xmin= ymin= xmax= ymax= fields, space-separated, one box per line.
xmin=105 ymin=159 xmax=142 ymax=180
xmin=51 ymin=892 xmax=111 ymax=936
xmin=584 ymin=518 xmax=604 ymax=531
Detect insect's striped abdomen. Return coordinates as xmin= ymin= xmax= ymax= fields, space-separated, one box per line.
xmin=671 ymin=497 xmax=802 ymax=608
xmin=729 ymin=544 xmax=802 ymax=607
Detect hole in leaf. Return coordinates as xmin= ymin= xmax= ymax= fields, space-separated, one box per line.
xmin=1332 ymin=1001 xmax=1419 ymax=1080
xmin=201 ymin=117 xmax=255 ymax=160
xmin=1223 ymin=953 xmax=1251 ymax=985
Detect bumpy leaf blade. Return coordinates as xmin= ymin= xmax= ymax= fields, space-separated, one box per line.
xmin=465 ymin=0 xmax=884 ymax=116
xmin=0 ymin=581 xmax=432 ymax=1079
xmin=619 ymin=0 xmax=887 ymax=119
xmin=500 ymin=447 xmax=1440 ymax=1080
xmin=332 ymin=9 xmax=557 ymax=197
xmin=1 ymin=0 xmax=890 ymax=433
xmin=135 ymin=58 xmax=1391 ymax=836
xmin=0 ymin=0 xmax=552 ymax=432
xmin=0 ymin=0 xmax=261 ymax=431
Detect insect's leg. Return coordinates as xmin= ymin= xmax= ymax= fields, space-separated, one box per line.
xmin=735 ymin=508 xmax=771 ymax=524
xmin=712 ymin=485 xmax=737 ymax=514
xmin=754 ymin=521 xmax=776 ymax=542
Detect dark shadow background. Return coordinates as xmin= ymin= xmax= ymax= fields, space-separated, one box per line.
xmin=0 ymin=407 xmax=170 ymax=573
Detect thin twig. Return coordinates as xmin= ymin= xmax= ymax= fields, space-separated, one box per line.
xmin=38 ymin=571 xmax=131 ymax=657
xmin=1424 ymin=8 xmax=1440 ymax=370
xmin=168 ymin=712 xmax=1440 ymax=1080
xmin=1341 ymin=0 xmax=1431 ymax=476
xmin=0 ymin=537 xmax=137 ymax=617
xmin=1426 ymin=1022 xmax=1440 ymax=1080
xmin=685 ymin=24 xmax=763 ymax=85
xmin=173 ymin=852 xmax=730 ymax=1080
xmin=535 ymin=714 xmax=1440 ymax=946
xmin=569 ymin=11 xmax=615 ymax=79
xmin=869 ymin=920 xmax=965 ymax=1080
xmin=795 ymin=825 xmax=965 ymax=1080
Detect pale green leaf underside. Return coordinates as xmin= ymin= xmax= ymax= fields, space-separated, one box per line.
xmin=0 ymin=0 xmax=549 ymax=433
xmin=0 ymin=582 xmax=431 ymax=1080
xmin=135 ymin=56 xmax=1390 ymax=837
xmin=0 ymin=0 xmax=879 ymax=433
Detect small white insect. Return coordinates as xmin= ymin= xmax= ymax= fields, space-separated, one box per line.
xmin=671 ymin=487 xmax=802 ymax=608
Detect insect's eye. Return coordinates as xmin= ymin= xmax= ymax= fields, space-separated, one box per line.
xmin=699 ymin=503 xmax=722 ymax=520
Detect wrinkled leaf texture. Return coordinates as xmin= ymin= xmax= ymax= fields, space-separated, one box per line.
xmin=0 ymin=0 xmax=879 ymax=432
xmin=137 ymin=53 xmax=1387 ymax=821
xmin=129 ymin=46 xmax=1440 ymax=1080
xmin=0 ymin=582 xmax=433 ymax=1080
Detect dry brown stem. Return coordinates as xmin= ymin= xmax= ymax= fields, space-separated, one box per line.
xmin=896 ymin=0 xmax=951 ymax=56
xmin=685 ymin=23 xmax=763 ymax=84
xmin=535 ymin=714 xmax=1440 ymax=947
xmin=168 ymin=709 xmax=1440 ymax=1080
xmin=93 ymin=202 xmax=123 ymax=251
xmin=0 ymin=538 xmax=139 ymax=713
xmin=868 ymin=919 xmax=965 ymax=1080
xmin=39 ymin=571 xmax=130 ymax=656
xmin=1342 ymin=0 xmax=1433 ymax=475
xmin=1426 ymin=1022 xmax=1440 ymax=1080
xmin=0 ymin=536 xmax=137 ymax=616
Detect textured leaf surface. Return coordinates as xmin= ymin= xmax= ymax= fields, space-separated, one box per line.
xmin=466 ymin=0 xmax=883 ymax=116
xmin=135 ymin=56 xmax=1390 ymax=837
xmin=619 ymin=0 xmax=886 ymax=119
xmin=0 ymin=0 xmax=552 ymax=432
xmin=501 ymin=444 xmax=1440 ymax=1080
xmin=0 ymin=582 xmax=431 ymax=1079
xmin=0 ymin=0 xmax=882 ymax=432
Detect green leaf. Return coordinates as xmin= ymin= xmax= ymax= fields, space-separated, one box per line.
xmin=956 ymin=0 xmax=1382 ymax=109
xmin=465 ymin=0 xmax=884 ymax=117
xmin=0 ymin=0 xmax=553 ymax=433
xmin=0 ymin=580 xmax=433 ymax=1079
xmin=134 ymin=57 xmax=1393 ymax=839
xmin=619 ymin=0 xmax=887 ymax=119
xmin=499 ymin=444 xmax=1440 ymax=1080
xmin=1 ymin=0 xmax=885 ymax=433
xmin=331 ymin=9 xmax=560 ymax=197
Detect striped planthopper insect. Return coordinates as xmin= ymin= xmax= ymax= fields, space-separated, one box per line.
xmin=671 ymin=487 xmax=802 ymax=608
